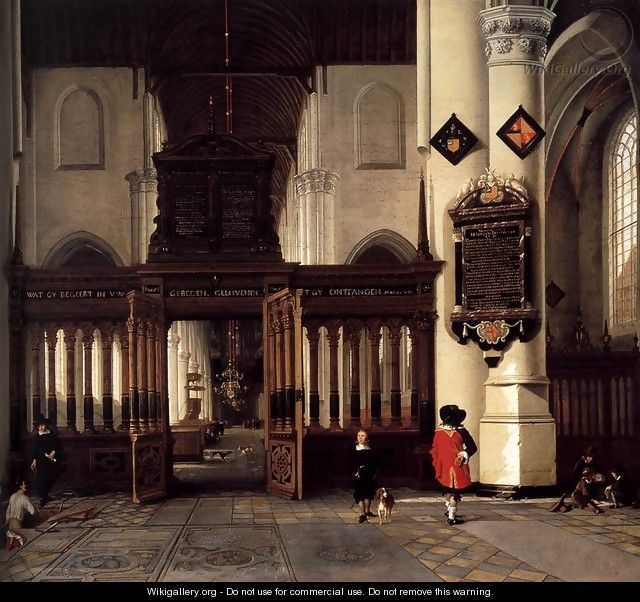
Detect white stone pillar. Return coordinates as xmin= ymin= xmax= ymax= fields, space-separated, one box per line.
xmin=293 ymin=169 xmax=339 ymax=265
xmin=126 ymin=167 xmax=158 ymax=265
xmin=428 ymin=0 xmax=489 ymax=481
xmin=478 ymin=3 xmax=556 ymax=488
xmin=167 ymin=328 xmax=180 ymax=423
xmin=177 ymin=350 xmax=191 ymax=421
xmin=416 ymin=0 xmax=431 ymax=154
xmin=126 ymin=171 xmax=141 ymax=264
xmin=294 ymin=169 xmax=339 ymax=426
xmin=142 ymin=167 xmax=158 ymax=262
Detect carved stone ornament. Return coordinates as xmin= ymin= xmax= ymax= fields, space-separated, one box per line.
xmin=293 ymin=168 xmax=339 ymax=196
xmin=449 ymin=168 xmax=538 ymax=353
xmin=478 ymin=5 xmax=555 ymax=66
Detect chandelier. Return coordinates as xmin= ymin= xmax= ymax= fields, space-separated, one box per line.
xmin=214 ymin=365 xmax=248 ymax=411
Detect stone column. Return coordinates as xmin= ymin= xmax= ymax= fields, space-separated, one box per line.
xmin=478 ymin=2 xmax=556 ymax=489
xmin=427 ymin=0 xmax=490 ymax=481
xmin=126 ymin=167 xmax=158 ymax=264
xmin=177 ymin=350 xmax=191 ymax=422
xmin=293 ymin=169 xmax=339 ymax=265
xmin=416 ymin=0 xmax=431 ymax=154
xmin=167 ymin=329 xmax=180 ymax=423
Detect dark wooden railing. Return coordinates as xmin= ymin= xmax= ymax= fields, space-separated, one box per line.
xmin=547 ymin=318 xmax=640 ymax=486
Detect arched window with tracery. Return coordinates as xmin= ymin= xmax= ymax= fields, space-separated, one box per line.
xmin=609 ymin=111 xmax=638 ymax=326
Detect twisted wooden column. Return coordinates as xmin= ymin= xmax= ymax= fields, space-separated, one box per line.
xmin=408 ymin=323 xmax=420 ymax=428
xmin=367 ymin=321 xmax=383 ymax=427
xmin=101 ymin=325 xmax=115 ymax=433
xmin=305 ymin=322 xmax=321 ymax=429
xmin=282 ymin=302 xmax=295 ymax=431
xmin=348 ymin=321 xmax=363 ymax=429
xmin=268 ymin=311 xmax=278 ymax=431
xmin=30 ymin=326 xmax=42 ymax=430
xmin=45 ymin=327 xmax=58 ymax=429
xmin=326 ymin=320 xmax=341 ymax=430
xmin=274 ymin=311 xmax=285 ymax=431
xmin=82 ymin=326 xmax=95 ymax=434
xmin=137 ymin=320 xmax=149 ymax=432
xmin=119 ymin=325 xmax=131 ymax=431
xmin=389 ymin=320 xmax=403 ymax=426
xmin=127 ymin=317 xmax=140 ymax=433
xmin=63 ymin=327 xmax=78 ymax=433
xmin=147 ymin=321 xmax=157 ymax=431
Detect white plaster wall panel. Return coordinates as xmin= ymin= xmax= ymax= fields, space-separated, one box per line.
xmin=319 ymin=65 xmax=418 ymax=264
xmin=355 ymin=83 xmax=404 ymax=169
xmin=31 ymin=67 xmax=144 ymax=266
xmin=56 ymin=87 xmax=104 ymax=169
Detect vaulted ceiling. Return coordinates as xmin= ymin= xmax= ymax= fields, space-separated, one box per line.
xmin=21 ymin=0 xmax=417 ymax=203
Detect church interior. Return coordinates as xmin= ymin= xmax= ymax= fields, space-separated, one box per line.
xmin=1 ymin=0 xmax=639 ymax=508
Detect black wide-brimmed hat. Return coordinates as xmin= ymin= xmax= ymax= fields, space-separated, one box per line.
xmin=583 ymin=446 xmax=596 ymax=457
xmin=439 ymin=404 xmax=466 ymax=426
xmin=35 ymin=413 xmax=48 ymax=426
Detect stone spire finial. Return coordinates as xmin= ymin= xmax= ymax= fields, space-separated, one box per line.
xmin=415 ymin=168 xmax=432 ymax=261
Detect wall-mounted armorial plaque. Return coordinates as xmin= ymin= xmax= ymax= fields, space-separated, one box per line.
xmin=448 ymin=169 xmax=538 ymax=351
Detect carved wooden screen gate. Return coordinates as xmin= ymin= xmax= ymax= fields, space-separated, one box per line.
xmin=127 ymin=292 xmax=168 ymax=503
xmin=264 ymin=288 xmax=304 ymax=498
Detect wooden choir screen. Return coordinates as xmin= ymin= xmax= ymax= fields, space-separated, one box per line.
xmin=127 ymin=291 xmax=168 ymax=503
xmin=264 ymin=288 xmax=304 ymax=499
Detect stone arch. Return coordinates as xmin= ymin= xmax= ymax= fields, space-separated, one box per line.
xmin=54 ymin=85 xmax=105 ymax=170
xmin=353 ymin=82 xmax=405 ymax=170
xmin=345 ymin=229 xmax=415 ymax=265
xmin=43 ymin=232 xmax=123 ymax=268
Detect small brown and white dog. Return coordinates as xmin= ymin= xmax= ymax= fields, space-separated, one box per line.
xmin=374 ymin=487 xmax=395 ymax=524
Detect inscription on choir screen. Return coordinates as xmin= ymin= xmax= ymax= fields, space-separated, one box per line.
xmin=463 ymin=225 xmax=522 ymax=311
xmin=220 ymin=183 xmax=257 ymax=239
xmin=173 ymin=183 xmax=209 ymax=237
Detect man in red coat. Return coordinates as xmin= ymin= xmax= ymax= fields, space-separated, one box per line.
xmin=431 ymin=404 xmax=477 ymax=525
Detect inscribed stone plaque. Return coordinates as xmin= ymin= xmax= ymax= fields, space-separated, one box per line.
xmin=463 ymin=224 xmax=522 ymax=311
xmin=220 ymin=183 xmax=256 ymax=239
xmin=173 ymin=183 xmax=209 ymax=237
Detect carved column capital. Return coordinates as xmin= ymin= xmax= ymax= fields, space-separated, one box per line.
xmin=125 ymin=170 xmax=143 ymax=193
xmin=178 ymin=350 xmax=191 ymax=363
xmin=63 ymin=327 xmax=78 ymax=348
xmin=44 ymin=326 xmax=58 ymax=349
xmin=81 ymin=325 xmax=95 ymax=348
xmin=167 ymin=331 xmax=181 ymax=350
xmin=305 ymin=321 xmax=321 ymax=345
xmin=478 ymin=5 xmax=554 ymax=67
xmin=293 ymin=168 xmax=340 ymax=196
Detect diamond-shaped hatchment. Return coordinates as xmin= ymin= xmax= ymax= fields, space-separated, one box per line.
xmin=496 ymin=105 xmax=545 ymax=159
xmin=546 ymin=280 xmax=566 ymax=308
xmin=430 ymin=113 xmax=478 ymax=165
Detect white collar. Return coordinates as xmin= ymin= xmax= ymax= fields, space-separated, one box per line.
xmin=356 ymin=444 xmax=370 ymax=450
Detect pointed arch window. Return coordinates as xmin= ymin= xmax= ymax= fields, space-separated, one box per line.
xmin=609 ymin=111 xmax=638 ymax=325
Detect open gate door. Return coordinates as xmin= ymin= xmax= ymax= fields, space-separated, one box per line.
xmin=127 ymin=292 xmax=168 ymax=503
xmin=264 ymin=288 xmax=304 ymax=499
